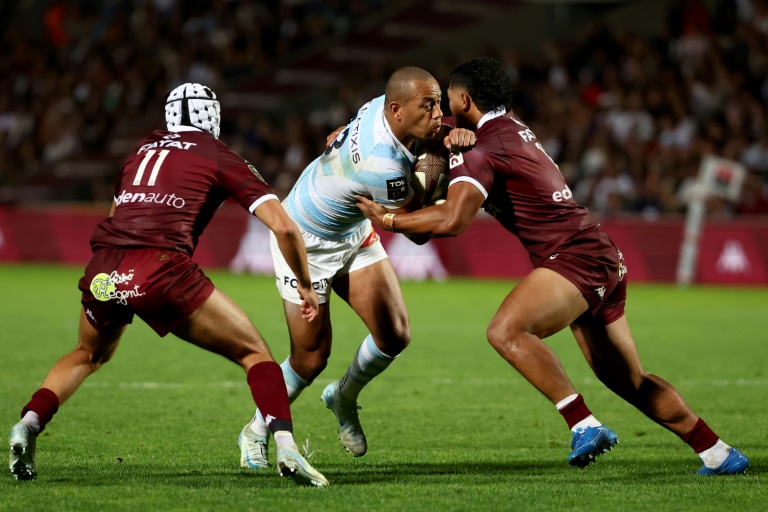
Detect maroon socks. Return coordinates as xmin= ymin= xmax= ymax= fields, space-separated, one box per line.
xmin=21 ymin=388 xmax=60 ymax=432
xmin=558 ymin=394 xmax=593 ymax=429
xmin=246 ymin=361 xmax=293 ymax=434
xmin=680 ymin=417 xmax=719 ymax=453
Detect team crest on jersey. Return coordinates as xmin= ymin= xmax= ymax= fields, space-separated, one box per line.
xmin=449 ymin=152 xmax=464 ymax=169
xmin=248 ymin=164 xmax=266 ymax=183
xmin=386 ymin=178 xmax=408 ymax=200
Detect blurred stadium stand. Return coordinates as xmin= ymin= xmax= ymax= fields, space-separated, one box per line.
xmin=1 ymin=0 xmax=766 ymax=219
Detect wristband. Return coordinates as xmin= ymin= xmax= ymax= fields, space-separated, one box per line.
xmin=382 ymin=213 xmax=396 ymax=232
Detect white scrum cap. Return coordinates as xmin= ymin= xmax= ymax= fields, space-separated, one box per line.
xmin=165 ymin=83 xmax=221 ymax=139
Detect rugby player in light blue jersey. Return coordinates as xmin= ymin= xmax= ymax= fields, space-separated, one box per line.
xmin=238 ymin=67 xmax=475 ymax=466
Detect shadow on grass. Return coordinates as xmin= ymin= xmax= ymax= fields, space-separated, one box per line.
xmin=32 ymin=457 xmax=764 ymax=488
xmin=318 ymin=459 xmax=760 ymax=485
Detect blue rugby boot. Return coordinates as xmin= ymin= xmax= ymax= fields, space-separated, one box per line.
xmin=568 ymin=425 xmax=618 ymax=468
xmin=696 ymin=448 xmax=749 ymax=475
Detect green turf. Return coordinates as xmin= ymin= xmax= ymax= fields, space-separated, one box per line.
xmin=0 ymin=264 xmax=765 ymax=511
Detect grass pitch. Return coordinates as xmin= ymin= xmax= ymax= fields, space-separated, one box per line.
xmin=0 ymin=264 xmax=765 ymax=511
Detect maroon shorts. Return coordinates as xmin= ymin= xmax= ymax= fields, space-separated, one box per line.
xmin=540 ymin=247 xmax=627 ymax=326
xmin=78 ymin=247 xmax=214 ymax=336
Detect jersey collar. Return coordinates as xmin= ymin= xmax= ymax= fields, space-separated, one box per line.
xmin=477 ymin=107 xmax=507 ymax=129
xmin=167 ymin=125 xmax=204 ymax=134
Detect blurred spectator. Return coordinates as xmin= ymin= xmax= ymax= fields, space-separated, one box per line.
xmin=0 ymin=0 xmax=766 ymax=218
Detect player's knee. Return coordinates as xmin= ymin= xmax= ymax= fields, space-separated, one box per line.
xmin=595 ymin=364 xmax=648 ymax=401
xmin=385 ymin=320 xmax=411 ymax=355
xmin=486 ymin=324 xmax=506 ymax=351
xmin=375 ymin=318 xmax=411 ymax=357
xmin=77 ymin=346 xmax=113 ymax=371
xmin=486 ymin=317 xmax=526 ymax=354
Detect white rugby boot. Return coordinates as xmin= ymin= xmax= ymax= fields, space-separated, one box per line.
xmin=238 ymin=421 xmax=269 ymax=469
xmin=276 ymin=444 xmax=329 ymax=487
xmin=321 ymin=381 xmax=367 ymax=456
xmin=9 ymin=422 xmax=37 ymax=481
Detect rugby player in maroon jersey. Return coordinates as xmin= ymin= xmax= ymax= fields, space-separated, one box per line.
xmin=357 ymin=58 xmax=748 ymax=475
xmin=8 ymin=83 xmax=328 ymax=487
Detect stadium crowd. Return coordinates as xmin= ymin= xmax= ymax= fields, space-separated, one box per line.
xmin=1 ymin=0 xmax=767 ymax=217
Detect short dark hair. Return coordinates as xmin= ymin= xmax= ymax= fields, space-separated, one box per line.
xmin=449 ymin=57 xmax=513 ymax=114
xmin=385 ymin=66 xmax=435 ymax=104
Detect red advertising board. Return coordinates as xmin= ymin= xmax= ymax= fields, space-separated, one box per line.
xmin=0 ymin=205 xmax=767 ymax=285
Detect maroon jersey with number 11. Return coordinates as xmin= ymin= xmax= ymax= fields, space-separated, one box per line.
xmin=90 ymin=129 xmax=276 ymax=255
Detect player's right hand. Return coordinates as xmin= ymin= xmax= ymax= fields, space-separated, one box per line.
xmin=326 ymin=126 xmax=347 ymax=147
xmin=356 ymin=195 xmax=387 ymax=224
xmin=297 ymin=285 xmax=320 ymax=322
xmin=444 ymin=128 xmax=476 ymax=153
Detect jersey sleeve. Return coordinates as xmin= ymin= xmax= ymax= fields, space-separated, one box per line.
xmin=447 ymin=148 xmax=494 ymax=199
xmin=216 ymin=147 xmax=278 ymax=212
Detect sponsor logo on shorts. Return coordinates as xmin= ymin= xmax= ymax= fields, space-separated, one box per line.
xmin=549 ymin=253 xmax=559 ymax=260
xmin=618 ymin=250 xmax=627 ymax=281
xmin=115 ymin=189 xmax=186 ymax=209
xmin=386 ymin=178 xmax=408 ymax=200
xmin=90 ymin=270 xmax=146 ymax=305
xmin=595 ymin=286 xmax=606 ymax=299
xmin=283 ymin=276 xmax=329 ymax=291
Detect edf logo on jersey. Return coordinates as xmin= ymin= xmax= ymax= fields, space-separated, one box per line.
xmin=552 ymin=186 xmax=573 ymax=202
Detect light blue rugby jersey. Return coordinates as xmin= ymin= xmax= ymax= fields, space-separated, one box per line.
xmin=284 ymin=95 xmax=417 ymax=240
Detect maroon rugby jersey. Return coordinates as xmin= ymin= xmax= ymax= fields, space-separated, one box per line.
xmin=449 ymin=112 xmax=612 ymax=268
xmin=91 ymin=129 xmax=275 ymax=255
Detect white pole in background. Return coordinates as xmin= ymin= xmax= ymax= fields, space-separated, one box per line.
xmin=676 ymin=183 xmax=706 ymax=286
xmin=675 ymin=156 xmax=746 ymax=287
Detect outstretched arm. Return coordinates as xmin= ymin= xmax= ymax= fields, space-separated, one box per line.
xmin=253 ymin=199 xmax=319 ymax=321
xmin=357 ymin=181 xmax=485 ymax=237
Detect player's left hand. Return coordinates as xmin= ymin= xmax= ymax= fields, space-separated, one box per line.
xmin=297 ymin=286 xmax=320 ymax=322
xmin=356 ymin=195 xmax=387 ymax=225
xmin=444 ymin=128 xmax=476 ymax=153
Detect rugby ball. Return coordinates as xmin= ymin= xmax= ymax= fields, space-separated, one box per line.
xmin=412 ymin=147 xmax=449 ymax=207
